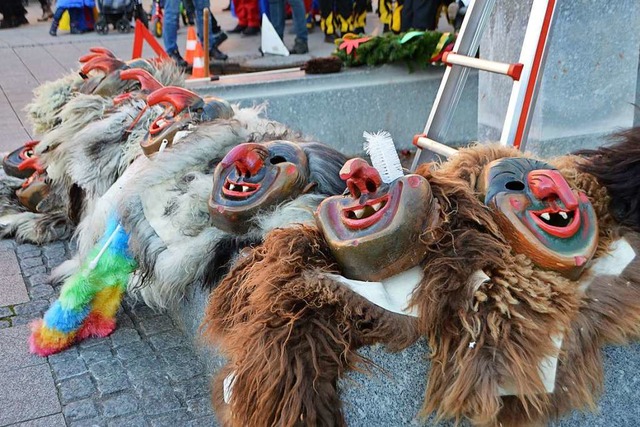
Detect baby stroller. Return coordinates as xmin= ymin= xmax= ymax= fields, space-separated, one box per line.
xmin=95 ymin=0 xmax=148 ymax=34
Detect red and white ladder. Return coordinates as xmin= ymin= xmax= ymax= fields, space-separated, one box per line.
xmin=410 ymin=0 xmax=557 ymax=169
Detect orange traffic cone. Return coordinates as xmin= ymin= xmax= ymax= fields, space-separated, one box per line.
xmin=190 ymin=42 xmax=207 ymax=78
xmin=185 ymin=26 xmax=197 ymax=65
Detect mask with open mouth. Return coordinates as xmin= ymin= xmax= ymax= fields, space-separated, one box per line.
xmin=141 ymin=86 xmax=234 ymax=156
xmin=3 ymin=140 xmax=43 ymax=179
xmin=479 ymin=157 xmax=598 ymax=278
xmin=316 ymin=158 xmax=440 ymax=282
xmin=209 ymin=141 xmax=321 ymax=233
xmin=111 ymin=68 xmax=164 ymax=107
xmin=16 ymin=171 xmax=50 ymax=213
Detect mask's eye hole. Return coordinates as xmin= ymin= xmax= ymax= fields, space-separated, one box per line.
xmin=365 ymin=179 xmax=377 ymax=193
xmin=505 ymin=180 xmax=525 ymax=191
xmin=270 ymin=156 xmax=287 ymax=165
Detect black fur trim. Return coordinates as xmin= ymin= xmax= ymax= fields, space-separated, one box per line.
xmin=201 ymin=235 xmax=263 ymax=291
xmin=575 ymin=127 xmax=640 ymax=231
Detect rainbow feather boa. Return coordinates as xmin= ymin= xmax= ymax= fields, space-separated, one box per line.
xmin=30 ymin=216 xmax=137 ymax=356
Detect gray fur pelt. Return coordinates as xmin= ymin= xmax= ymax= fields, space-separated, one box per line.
xmin=54 ymin=105 xmax=307 ymax=309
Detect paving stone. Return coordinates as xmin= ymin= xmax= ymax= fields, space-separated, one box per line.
xmin=20 ymin=256 xmax=45 ymax=268
xmin=68 ymin=417 xmax=108 ymax=427
xmin=0 ymin=363 xmax=61 ymax=425
xmin=20 ymin=249 xmax=42 ymax=259
xmin=102 ymin=392 xmax=140 ymax=418
xmin=0 ymin=319 xmax=12 ymax=329
xmin=126 ymin=355 xmax=169 ymax=383
xmin=58 ymin=373 xmax=96 ymax=404
xmin=14 ymin=413 xmax=66 ymax=427
xmin=45 ymin=255 xmax=66 ymax=269
xmin=148 ymin=329 xmax=187 ymax=351
xmin=26 ymin=272 xmax=52 ymax=286
xmin=13 ymin=299 xmax=50 ymax=316
xmin=80 ymin=341 xmax=114 ymax=365
xmin=0 ymin=324 xmax=45 ymax=372
xmin=116 ymin=340 xmax=154 ymax=362
xmin=115 ymin=311 xmax=135 ymax=329
xmin=47 ymin=346 xmax=79 ymax=365
xmin=0 ymin=305 xmax=14 ymax=317
xmin=0 ymin=272 xmax=29 ymax=306
xmin=107 ymin=414 xmax=148 ymax=427
xmin=174 ymin=375 xmax=211 ymax=401
xmin=43 ymin=245 xmax=66 ymax=259
xmin=139 ymin=315 xmax=175 ymax=336
xmin=23 ymin=266 xmax=48 ymax=278
xmin=149 ymin=409 xmax=192 ymax=426
xmin=63 ymin=399 xmax=99 ymax=421
xmin=30 ymin=284 xmax=56 ymax=299
xmin=12 ymin=315 xmax=35 ymax=326
xmin=0 ymin=239 xmax=16 ymax=250
xmin=162 ymin=347 xmax=205 ymax=382
xmin=16 ymin=243 xmax=40 ymax=254
xmin=186 ymin=415 xmax=218 ymax=427
xmin=50 ymin=354 xmax=88 ymax=380
xmin=186 ymin=396 xmax=214 ymax=418
xmin=140 ymin=389 xmax=182 ymax=416
xmin=79 ymin=337 xmax=109 ymax=349
xmin=88 ymin=360 xmax=131 ymax=395
xmin=110 ymin=327 xmax=141 ymax=348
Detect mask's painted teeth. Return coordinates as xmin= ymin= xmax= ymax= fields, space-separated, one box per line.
xmin=541 ymin=212 xmax=550 ymax=221
xmin=354 ymin=208 xmax=364 ymax=219
xmin=372 ymin=202 xmax=383 ymax=212
xmin=242 ymin=186 xmax=249 ymax=192
xmin=560 ymin=211 xmax=568 ymax=219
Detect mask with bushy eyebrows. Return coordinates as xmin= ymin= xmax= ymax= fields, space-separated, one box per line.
xmin=316 ymin=158 xmax=440 ymax=282
xmin=479 ymin=157 xmax=598 ymax=278
xmin=209 ymin=140 xmax=348 ymax=234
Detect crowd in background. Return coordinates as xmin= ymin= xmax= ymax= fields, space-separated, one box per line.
xmin=0 ymin=0 xmax=466 ymax=61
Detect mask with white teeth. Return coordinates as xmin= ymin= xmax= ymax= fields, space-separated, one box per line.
xmin=478 ymin=157 xmax=598 ymax=279
xmin=316 ymin=132 xmax=440 ymax=282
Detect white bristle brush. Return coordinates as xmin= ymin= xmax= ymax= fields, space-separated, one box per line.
xmin=363 ymin=131 xmax=404 ymax=183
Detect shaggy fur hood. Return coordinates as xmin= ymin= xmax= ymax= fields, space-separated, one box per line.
xmin=201 ymin=162 xmax=581 ymax=427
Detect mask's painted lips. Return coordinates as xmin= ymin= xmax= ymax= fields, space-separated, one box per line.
xmin=150 ymin=112 xmax=175 ymax=136
xmin=341 ymin=194 xmax=390 ymax=230
xmin=529 ymin=206 xmax=581 ymax=238
xmin=221 ymin=178 xmax=260 ymax=200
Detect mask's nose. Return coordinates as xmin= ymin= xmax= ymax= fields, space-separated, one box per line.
xmin=527 ymin=169 xmax=578 ymax=209
xmin=146 ymin=86 xmax=202 ymax=112
xmin=340 ymin=158 xmax=382 ymax=198
xmin=223 ymin=143 xmax=265 ymax=179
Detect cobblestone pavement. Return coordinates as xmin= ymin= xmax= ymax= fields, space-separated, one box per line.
xmin=0 ymin=238 xmax=216 ymax=427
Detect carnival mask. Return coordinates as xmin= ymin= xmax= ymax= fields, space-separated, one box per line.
xmin=141 ymin=86 xmax=234 ymax=156
xmin=316 ymin=158 xmax=440 ymax=282
xmin=78 ymin=56 xmax=129 ymax=96
xmin=3 ymin=140 xmax=42 ymax=179
xmin=479 ymin=157 xmax=598 ymax=278
xmin=16 ymin=172 xmax=49 ymax=213
xmin=208 ymin=141 xmax=316 ymax=233
xmin=111 ymin=68 xmax=164 ymax=106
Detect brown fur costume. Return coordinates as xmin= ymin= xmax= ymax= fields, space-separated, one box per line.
xmin=432 ymin=141 xmax=640 ymax=425
xmin=202 ymin=161 xmax=582 ymax=427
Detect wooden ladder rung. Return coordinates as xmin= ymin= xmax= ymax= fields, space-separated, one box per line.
xmin=441 ymin=52 xmax=524 ymax=81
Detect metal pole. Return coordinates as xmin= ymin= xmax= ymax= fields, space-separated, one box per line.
xmin=203 ymin=8 xmax=210 ymax=78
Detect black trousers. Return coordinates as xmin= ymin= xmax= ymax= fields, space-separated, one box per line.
xmin=400 ymin=0 xmax=438 ymax=31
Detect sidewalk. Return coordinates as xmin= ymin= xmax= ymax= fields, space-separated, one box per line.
xmin=0 ymin=233 xmax=217 ymax=427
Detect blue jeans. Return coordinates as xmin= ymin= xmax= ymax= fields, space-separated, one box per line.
xmin=162 ymin=0 xmax=180 ymax=53
xmin=268 ymin=0 xmax=308 ymax=42
xmin=52 ymin=7 xmax=81 ymax=27
xmin=193 ymin=0 xmax=224 ymax=48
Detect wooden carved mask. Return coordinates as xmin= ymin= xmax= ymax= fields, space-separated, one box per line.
xmin=479 ymin=157 xmax=598 ymax=279
xmin=316 ymin=158 xmax=439 ymax=282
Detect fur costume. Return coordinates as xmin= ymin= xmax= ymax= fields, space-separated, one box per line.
xmin=201 ymin=152 xmax=582 ymax=427
xmin=32 ymin=106 xmax=348 ymax=356
xmin=0 ymin=68 xmax=184 ymax=244
xmin=426 ymin=132 xmax=640 ymax=425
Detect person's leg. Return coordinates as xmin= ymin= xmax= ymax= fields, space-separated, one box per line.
xmin=49 ymin=7 xmax=66 ymax=35
xmin=38 ymin=0 xmax=53 ymax=21
xmin=334 ymin=0 xmax=351 ymax=35
xmin=244 ymin=0 xmax=261 ymax=30
xmin=351 ymin=0 xmax=367 ymax=33
xmin=69 ymin=8 xmax=83 ymax=34
xmin=319 ymin=0 xmax=336 ymax=40
xmin=288 ymin=0 xmax=308 ymax=42
xmin=193 ymin=0 xmax=228 ymax=59
xmin=268 ymin=0 xmax=285 ymax=39
xmin=400 ymin=0 xmax=413 ymax=31
xmin=162 ymin=0 xmax=180 ymax=54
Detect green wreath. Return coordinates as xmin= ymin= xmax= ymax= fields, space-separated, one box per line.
xmin=333 ymin=30 xmax=456 ymax=69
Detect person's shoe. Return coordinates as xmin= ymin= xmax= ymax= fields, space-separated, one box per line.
xmin=167 ymin=49 xmax=188 ymax=69
xmin=213 ymin=31 xmax=228 ymax=48
xmin=38 ymin=5 xmax=54 ymax=21
xmin=447 ymin=2 xmax=459 ymax=21
xmin=324 ymin=33 xmax=338 ymax=43
xmin=49 ymin=20 xmax=58 ymax=36
xmin=70 ymin=27 xmax=82 ymax=34
xmin=289 ymin=38 xmax=308 ymax=54
xmin=209 ymin=47 xmax=228 ymax=61
xmin=229 ymin=24 xmax=246 ymax=33
xmin=242 ymin=26 xmax=260 ymax=36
